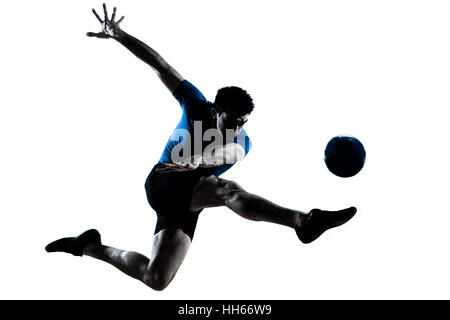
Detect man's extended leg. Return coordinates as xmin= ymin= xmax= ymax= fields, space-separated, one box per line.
xmin=190 ymin=176 xmax=304 ymax=227
xmin=46 ymin=227 xmax=191 ymax=291
xmin=189 ymin=175 xmax=356 ymax=243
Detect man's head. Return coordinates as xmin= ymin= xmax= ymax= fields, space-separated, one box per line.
xmin=211 ymin=86 xmax=254 ymax=137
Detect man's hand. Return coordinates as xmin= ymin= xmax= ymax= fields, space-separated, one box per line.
xmin=87 ymin=3 xmax=124 ymax=39
xmin=155 ymin=145 xmax=245 ymax=173
xmin=86 ymin=3 xmax=183 ymax=92
xmin=155 ymin=162 xmax=200 ymax=174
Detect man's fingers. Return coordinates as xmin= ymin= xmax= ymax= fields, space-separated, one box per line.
xmin=103 ymin=3 xmax=108 ymax=21
xmin=86 ymin=32 xmax=109 ymax=38
xmin=111 ymin=7 xmax=117 ymax=21
xmin=92 ymin=9 xmax=103 ymax=23
xmin=157 ymin=169 xmax=177 ymax=173
xmin=156 ymin=163 xmax=195 ymax=173
xmin=156 ymin=167 xmax=179 ymax=173
xmin=156 ymin=162 xmax=196 ymax=172
xmin=117 ymin=16 xmax=125 ymax=24
xmin=162 ymin=163 xmax=177 ymax=167
xmin=158 ymin=163 xmax=179 ymax=170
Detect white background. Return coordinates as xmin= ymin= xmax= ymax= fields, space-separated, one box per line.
xmin=1 ymin=0 xmax=449 ymax=299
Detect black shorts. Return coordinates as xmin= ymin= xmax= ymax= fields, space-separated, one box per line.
xmin=145 ymin=164 xmax=213 ymax=240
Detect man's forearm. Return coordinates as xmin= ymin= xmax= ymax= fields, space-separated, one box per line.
xmin=114 ymin=30 xmax=183 ymax=91
xmin=200 ymin=144 xmax=245 ymax=167
xmin=115 ymin=30 xmax=169 ymax=72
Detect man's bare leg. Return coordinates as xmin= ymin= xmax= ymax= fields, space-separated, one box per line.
xmin=189 ymin=175 xmax=356 ymax=243
xmin=190 ymin=176 xmax=305 ymax=226
xmin=46 ymin=227 xmax=191 ymax=291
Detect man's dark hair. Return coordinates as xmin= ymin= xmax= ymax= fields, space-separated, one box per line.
xmin=213 ymin=86 xmax=254 ymax=116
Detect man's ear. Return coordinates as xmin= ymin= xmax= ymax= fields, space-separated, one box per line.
xmin=211 ymin=107 xmax=218 ymax=119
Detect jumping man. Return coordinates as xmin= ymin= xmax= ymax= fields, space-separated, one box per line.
xmin=45 ymin=4 xmax=357 ymax=291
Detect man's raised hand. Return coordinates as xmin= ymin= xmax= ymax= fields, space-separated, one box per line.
xmin=87 ymin=3 xmax=124 ymax=39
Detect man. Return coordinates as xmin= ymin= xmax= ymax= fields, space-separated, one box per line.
xmin=45 ymin=4 xmax=357 ymax=291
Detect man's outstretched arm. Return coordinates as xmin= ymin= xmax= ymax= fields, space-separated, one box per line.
xmin=87 ymin=4 xmax=183 ymax=92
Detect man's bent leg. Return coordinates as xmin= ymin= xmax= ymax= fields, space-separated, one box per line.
xmin=83 ymin=227 xmax=191 ymax=291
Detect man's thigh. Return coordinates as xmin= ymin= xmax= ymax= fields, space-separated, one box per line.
xmin=189 ymin=175 xmax=243 ymax=212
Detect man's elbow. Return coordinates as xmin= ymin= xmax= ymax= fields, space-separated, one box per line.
xmin=158 ymin=67 xmax=184 ymax=93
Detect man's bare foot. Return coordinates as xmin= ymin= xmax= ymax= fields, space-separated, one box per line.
xmin=295 ymin=207 xmax=357 ymax=244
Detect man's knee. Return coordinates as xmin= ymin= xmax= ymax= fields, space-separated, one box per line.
xmin=223 ymin=187 xmax=250 ymax=209
xmin=212 ymin=178 xmax=244 ymax=206
xmin=190 ymin=175 xmax=243 ymax=210
xmin=142 ymin=269 xmax=172 ymax=291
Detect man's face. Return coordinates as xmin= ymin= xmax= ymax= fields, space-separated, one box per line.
xmin=214 ymin=110 xmax=249 ymax=138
